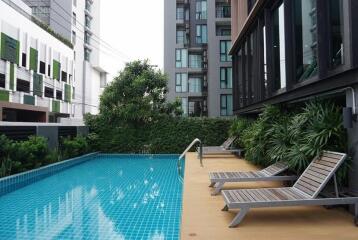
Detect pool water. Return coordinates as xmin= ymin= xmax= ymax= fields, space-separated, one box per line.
xmin=0 ymin=155 xmax=183 ymax=240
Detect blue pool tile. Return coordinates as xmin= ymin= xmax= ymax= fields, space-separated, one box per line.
xmin=0 ymin=154 xmax=183 ymax=240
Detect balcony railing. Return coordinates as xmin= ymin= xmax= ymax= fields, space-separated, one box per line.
xmin=216 ymin=6 xmax=231 ymax=18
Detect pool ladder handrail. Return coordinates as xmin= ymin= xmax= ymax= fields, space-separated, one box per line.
xmin=177 ymin=138 xmax=203 ymax=181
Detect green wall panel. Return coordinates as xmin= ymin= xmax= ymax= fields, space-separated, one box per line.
xmin=0 ymin=33 xmax=20 ymax=64
xmin=24 ymin=95 xmax=35 ymax=105
xmin=0 ymin=89 xmax=9 ymax=102
xmin=52 ymin=100 xmax=60 ymax=113
xmin=9 ymin=63 xmax=15 ymax=90
xmin=53 ymin=60 xmax=61 ymax=80
xmin=33 ymin=73 xmax=43 ymax=97
xmin=64 ymin=84 xmax=71 ymax=102
xmin=30 ymin=48 xmax=38 ymax=72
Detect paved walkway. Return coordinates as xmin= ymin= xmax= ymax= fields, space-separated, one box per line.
xmin=181 ymin=152 xmax=357 ymax=240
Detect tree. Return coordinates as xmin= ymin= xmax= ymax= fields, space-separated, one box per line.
xmin=99 ymin=60 xmax=182 ymax=124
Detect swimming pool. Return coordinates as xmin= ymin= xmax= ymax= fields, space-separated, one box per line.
xmin=0 ymin=154 xmax=183 ymax=240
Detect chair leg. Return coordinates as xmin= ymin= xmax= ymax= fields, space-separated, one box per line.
xmin=229 ymin=207 xmax=249 ymax=228
xmin=222 ymin=205 xmax=229 ymax=211
xmin=211 ymin=182 xmax=224 ymax=196
xmin=209 ymin=182 xmax=216 ymax=188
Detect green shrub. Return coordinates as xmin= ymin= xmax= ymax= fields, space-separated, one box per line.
xmin=0 ymin=135 xmax=14 ymax=177
xmin=85 ymin=114 xmax=233 ymax=154
xmin=60 ymin=136 xmax=90 ymax=159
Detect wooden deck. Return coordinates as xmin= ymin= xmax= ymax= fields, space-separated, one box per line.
xmin=181 ymin=152 xmax=357 ymax=240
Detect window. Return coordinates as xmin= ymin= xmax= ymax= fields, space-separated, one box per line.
xmin=176 ymin=30 xmax=187 ymax=44
xmin=248 ymin=0 xmax=257 ymax=14
xmin=16 ymin=79 xmax=30 ymax=93
xmin=72 ymin=12 xmax=76 ymax=26
xmin=294 ymin=0 xmax=318 ymax=81
xmin=56 ymin=90 xmax=62 ymax=100
xmin=196 ymin=25 xmax=208 ymax=44
xmin=85 ymin=31 xmax=91 ymax=44
xmin=216 ymin=27 xmax=231 ymax=36
xmin=329 ymin=0 xmax=344 ymax=68
xmin=176 ymin=6 xmax=184 ymax=20
xmin=40 ymin=61 xmax=46 ymax=74
xmin=175 ymin=49 xmax=188 ymax=68
xmin=220 ymin=67 xmax=232 ymax=89
xmin=0 ymin=74 xmax=5 ymax=88
xmin=181 ymin=97 xmax=188 ymax=116
xmin=272 ymin=2 xmax=286 ymax=90
xmin=73 ymin=0 xmax=77 ymax=7
xmin=189 ymin=54 xmax=202 ymax=68
xmin=72 ymin=31 xmax=76 ymax=45
xmin=45 ymin=87 xmax=54 ymax=98
xmin=84 ymin=47 xmax=91 ymax=61
xmin=196 ymin=0 xmax=207 ymax=20
xmin=47 ymin=65 xmax=51 ymax=77
xmin=22 ymin=53 xmax=26 ymax=67
xmin=220 ymin=94 xmax=233 ymax=116
xmin=188 ymin=77 xmax=202 ymax=93
xmin=189 ymin=99 xmax=204 ymax=117
xmin=61 ymin=71 xmax=67 ymax=82
xmin=85 ymin=0 xmax=92 ymax=12
xmin=220 ymin=40 xmax=232 ymax=62
xmin=216 ymin=3 xmax=231 ymax=18
xmin=175 ymin=73 xmax=188 ymax=92
xmin=85 ymin=15 xmax=91 ymax=28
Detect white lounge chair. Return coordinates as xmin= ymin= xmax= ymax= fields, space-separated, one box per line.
xmin=209 ymin=161 xmax=296 ymax=195
xmin=221 ymin=151 xmax=358 ymax=227
xmin=199 ymin=136 xmax=240 ymax=156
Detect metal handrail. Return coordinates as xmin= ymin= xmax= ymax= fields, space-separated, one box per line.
xmin=177 ymin=138 xmax=203 ymax=181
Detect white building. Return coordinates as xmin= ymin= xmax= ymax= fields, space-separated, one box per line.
xmin=0 ymin=0 xmax=75 ymax=122
xmin=21 ymin=0 xmax=108 ymax=121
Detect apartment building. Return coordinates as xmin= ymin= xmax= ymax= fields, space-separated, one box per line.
xmin=164 ymin=0 xmax=233 ymax=117
xmin=230 ymin=0 xmax=358 ymax=194
xmin=23 ymin=0 xmax=108 ymax=119
xmin=0 ymin=0 xmax=75 ymax=122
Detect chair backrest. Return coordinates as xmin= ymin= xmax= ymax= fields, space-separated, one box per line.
xmin=259 ymin=162 xmax=289 ymax=176
xmin=221 ymin=136 xmax=237 ymax=149
xmin=293 ymin=151 xmax=347 ymax=199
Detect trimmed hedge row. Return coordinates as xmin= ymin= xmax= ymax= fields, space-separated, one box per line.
xmin=86 ymin=116 xmax=233 ymax=154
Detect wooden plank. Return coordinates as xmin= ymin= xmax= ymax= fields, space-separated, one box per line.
xmin=305 ymin=169 xmax=326 ymax=180
xmin=322 ymin=152 xmax=343 ymax=160
xmin=262 ymin=189 xmax=281 ymax=201
xmin=303 ymin=172 xmax=326 ymax=184
xmin=311 ymin=162 xmax=334 ymax=172
xmin=309 ymin=165 xmax=330 ymax=175
xmin=295 ymin=183 xmax=315 ymax=196
xmin=299 ymin=176 xmax=321 ymax=187
xmin=318 ymin=156 xmax=339 ymax=164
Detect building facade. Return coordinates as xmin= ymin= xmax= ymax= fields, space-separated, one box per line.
xmin=23 ymin=0 xmax=107 ymax=119
xmin=0 ymin=0 xmax=75 ymax=122
xmin=164 ymin=0 xmax=233 ymax=117
xmin=230 ymin=0 xmax=358 ymax=195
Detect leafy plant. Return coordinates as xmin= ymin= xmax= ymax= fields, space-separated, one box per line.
xmin=60 ymin=136 xmax=90 ymax=159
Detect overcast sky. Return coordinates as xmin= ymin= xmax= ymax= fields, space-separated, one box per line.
xmin=100 ymin=0 xmax=164 ymax=78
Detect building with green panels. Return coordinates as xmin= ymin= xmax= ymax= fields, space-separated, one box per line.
xmin=0 ymin=0 xmax=75 ymax=123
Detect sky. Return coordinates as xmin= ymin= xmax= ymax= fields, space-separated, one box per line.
xmin=100 ymin=0 xmax=164 ymax=79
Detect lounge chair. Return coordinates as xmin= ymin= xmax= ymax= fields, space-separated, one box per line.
xmin=209 ymin=161 xmax=296 ymax=195
xmin=221 ymin=151 xmax=358 ymax=227
xmin=199 ymin=136 xmax=240 ymax=156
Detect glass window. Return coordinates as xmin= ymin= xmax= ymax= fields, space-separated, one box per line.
xmin=84 ymin=47 xmax=91 ymax=61
xmin=175 ymin=49 xmax=188 ymax=68
xmin=196 ymin=25 xmax=208 ymax=44
xmin=188 ymin=77 xmax=202 ymax=93
xmin=176 ymin=6 xmax=184 ymax=20
xmin=294 ymin=0 xmax=318 ymax=81
xmin=72 ymin=12 xmax=76 ymax=26
xmin=181 ymin=97 xmax=188 ymax=116
xmin=216 ymin=3 xmax=231 ymax=18
xmin=85 ymin=15 xmax=91 ymax=28
xmin=329 ymin=0 xmax=344 ymax=68
xmin=0 ymin=74 xmax=5 ymax=88
xmin=189 ymin=54 xmax=202 ymax=68
xmin=176 ymin=30 xmax=187 ymax=44
xmin=85 ymin=31 xmax=91 ymax=44
xmin=196 ymin=0 xmax=207 ymax=20
xmin=73 ymin=0 xmax=76 ymax=7
xmin=220 ymin=95 xmax=233 ymax=116
xmin=85 ymin=0 xmax=91 ymax=12
xmin=220 ymin=67 xmax=232 ymax=89
xmin=189 ymin=100 xmax=204 ymax=117
xmin=272 ymin=2 xmax=286 ymax=90
xmin=220 ymin=40 xmax=232 ymax=62
xmin=72 ymin=31 xmax=76 ymax=45
xmin=175 ymin=73 xmax=188 ymax=92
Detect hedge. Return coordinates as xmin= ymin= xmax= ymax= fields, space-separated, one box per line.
xmin=86 ymin=116 xmax=233 ymax=154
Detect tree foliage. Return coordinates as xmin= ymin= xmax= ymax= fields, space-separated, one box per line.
xmin=100 ymin=60 xmax=182 ymax=124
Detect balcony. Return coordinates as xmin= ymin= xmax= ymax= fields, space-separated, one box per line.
xmin=216 ymin=5 xmax=231 ymax=18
